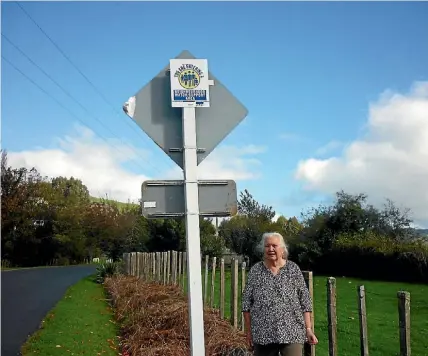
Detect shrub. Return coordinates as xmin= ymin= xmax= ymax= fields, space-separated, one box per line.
xmin=300 ymin=232 xmax=428 ymax=283
xmin=57 ymin=257 xmax=70 ymax=266
xmin=1 ymin=259 xmax=12 ymax=268
xmin=95 ymin=261 xmax=119 ymax=284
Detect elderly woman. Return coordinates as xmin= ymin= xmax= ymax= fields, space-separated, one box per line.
xmin=242 ymin=232 xmax=318 ymax=356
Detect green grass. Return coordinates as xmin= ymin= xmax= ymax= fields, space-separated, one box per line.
xmin=180 ymin=269 xmax=428 ymax=356
xmin=21 ymin=275 xmax=119 ymax=356
xmin=90 ymin=196 xmax=138 ymax=212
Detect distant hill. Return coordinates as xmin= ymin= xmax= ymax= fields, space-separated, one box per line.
xmin=416 ymin=228 xmax=428 ymax=237
xmin=89 ymin=197 xmax=139 ymax=212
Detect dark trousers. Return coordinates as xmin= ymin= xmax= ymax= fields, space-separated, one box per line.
xmin=254 ymin=343 xmax=303 ymax=356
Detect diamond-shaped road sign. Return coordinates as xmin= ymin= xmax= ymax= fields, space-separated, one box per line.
xmin=123 ymin=50 xmax=248 ymax=169
xmin=141 ymin=180 xmax=237 ymax=218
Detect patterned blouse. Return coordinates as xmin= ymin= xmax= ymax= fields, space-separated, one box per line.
xmin=241 ymin=260 xmax=313 ymax=345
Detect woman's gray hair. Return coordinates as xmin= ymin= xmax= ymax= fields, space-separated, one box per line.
xmin=256 ymin=232 xmax=289 ymax=259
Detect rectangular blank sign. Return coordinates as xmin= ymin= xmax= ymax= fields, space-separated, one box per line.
xmin=141 ymin=180 xmax=237 ymax=218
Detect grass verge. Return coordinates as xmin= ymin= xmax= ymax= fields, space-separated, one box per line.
xmin=21 ymin=275 xmax=119 ymax=356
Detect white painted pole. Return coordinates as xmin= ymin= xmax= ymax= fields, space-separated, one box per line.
xmin=182 ymin=106 xmax=206 ymax=356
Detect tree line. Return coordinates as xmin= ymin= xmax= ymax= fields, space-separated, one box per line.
xmin=220 ymin=190 xmax=428 ymax=283
xmin=1 ymin=151 xmax=222 ymax=267
xmin=1 ymin=150 xmax=427 ymax=283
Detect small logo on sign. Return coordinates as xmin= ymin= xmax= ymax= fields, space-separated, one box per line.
xmin=174 ymin=64 xmax=204 ymax=90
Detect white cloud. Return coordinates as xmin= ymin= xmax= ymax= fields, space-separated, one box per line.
xmin=295 ymin=81 xmax=428 ymax=224
xmin=7 ymin=125 xmax=266 ymax=203
xmin=8 ymin=124 xmax=150 ymax=203
xmin=315 ymin=140 xmax=343 ymax=156
xmin=165 ymin=144 xmax=267 ymax=180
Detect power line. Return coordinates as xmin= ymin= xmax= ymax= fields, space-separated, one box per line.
xmin=14 ymin=1 xmax=175 ymax=171
xmin=2 ymin=55 xmax=160 ymax=175
xmin=2 ymin=33 xmax=163 ymax=175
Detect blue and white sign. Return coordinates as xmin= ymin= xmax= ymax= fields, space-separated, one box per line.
xmin=170 ymin=59 xmax=211 ymax=108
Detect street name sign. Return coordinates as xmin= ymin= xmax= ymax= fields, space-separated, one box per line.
xmin=141 ymin=180 xmax=237 ymax=218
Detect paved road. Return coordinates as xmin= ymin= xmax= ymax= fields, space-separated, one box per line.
xmin=1 ymin=265 xmax=96 ymax=356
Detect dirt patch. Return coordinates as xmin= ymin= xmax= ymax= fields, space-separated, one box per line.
xmin=105 ymin=275 xmax=249 ymax=356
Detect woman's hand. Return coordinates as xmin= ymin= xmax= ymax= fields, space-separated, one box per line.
xmin=246 ymin=331 xmax=253 ymax=350
xmin=306 ymin=328 xmax=319 ymax=345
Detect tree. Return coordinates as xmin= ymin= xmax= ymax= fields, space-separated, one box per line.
xmin=238 ymin=189 xmax=275 ymax=221
xmin=1 ymin=151 xmax=50 ymax=266
xmin=199 ymin=218 xmax=225 ymax=257
xmin=219 ymin=190 xmax=281 ymax=265
xmin=296 ymin=191 xmax=418 ymax=268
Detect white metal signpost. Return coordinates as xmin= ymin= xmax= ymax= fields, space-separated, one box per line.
xmin=123 ymin=50 xmax=248 ymax=356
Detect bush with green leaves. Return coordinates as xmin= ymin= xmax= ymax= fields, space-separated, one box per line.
xmin=95 ymin=261 xmax=119 ymax=284
xmin=301 ymin=232 xmax=428 ymax=283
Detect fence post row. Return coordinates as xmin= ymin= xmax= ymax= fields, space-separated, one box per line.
xmin=121 ymin=251 xmax=413 ymax=355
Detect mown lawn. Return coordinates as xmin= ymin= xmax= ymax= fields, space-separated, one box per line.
xmin=181 ymin=269 xmax=428 ymax=356
xmin=21 ymin=275 xmax=119 ymax=356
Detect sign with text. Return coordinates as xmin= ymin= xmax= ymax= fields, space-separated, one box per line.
xmin=170 ymin=59 xmax=210 ymax=108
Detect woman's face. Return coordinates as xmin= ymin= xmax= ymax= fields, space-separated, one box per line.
xmin=264 ymin=236 xmax=284 ymax=261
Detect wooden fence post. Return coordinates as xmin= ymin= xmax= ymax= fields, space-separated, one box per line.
xmin=172 ymin=251 xmax=178 ymax=285
xmin=146 ymin=253 xmax=150 ymax=281
xmin=241 ymin=261 xmax=246 ymax=332
xmin=123 ymin=253 xmax=129 ymax=275
xmin=327 ymin=277 xmax=338 ymax=356
xmin=303 ymin=271 xmax=315 ymax=356
xmin=152 ymin=253 xmax=156 ymax=281
xmin=156 ymin=252 xmax=160 ymax=282
xmin=139 ymin=252 xmax=144 ymax=279
xmin=397 ymin=291 xmax=411 ymax=356
xmin=129 ymin=252 xmax=134 ymax=276
xmin=178 ymin=251 xmax=183 ymax=287
xmin=182 ymin=252 xmax=187 ymax=291
xmin=144 ymin=253 xmax=148 ymax=280
xmin=136 ymin=252 xmax=140 ymax=278
xmin=210 ymin=257 xmax=217 ymax=308
xmin=162 ymin=251 xmax=167 ymax=285
xmin=159 ymin=252 xmax=162 ymax=284
xmin=358 ymin=285 xmax=369 ymax=356
xmin=204 ymin=255 xmax=209 ymax=304
xmin=174 ymin=251 xmax=178 ymax=285
xmin=167 ymin=251 xmax=171 ymax=284
xmin=231 ymin=258 xmax=239 ymax=329
xmin=220 ymin=258 xmax=225 ymax=319
xmin=134 ymin=252 xmax=139 ymax=276
xmin=171 ymin=251 xmax=176 ymax=285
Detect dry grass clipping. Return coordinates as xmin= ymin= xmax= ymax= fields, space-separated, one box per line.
xmin=105 ymin=275 xmax=250 ymax=356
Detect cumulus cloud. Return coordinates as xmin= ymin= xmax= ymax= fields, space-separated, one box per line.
xmin=165 ymin=144 xmax=266 ymax=180
xmin=295 ymin=81 xmax=428 ymax=224
xmin=7 ymin=124 xmax=266 ymax=203
xmin=8 ymin=125 xmax=151 ymax=203
xmin=315 ymin=140 xmax=343 ymax=156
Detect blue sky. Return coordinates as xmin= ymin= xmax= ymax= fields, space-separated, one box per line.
xmin=2 ymin=2 xmax=428 ymax=224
